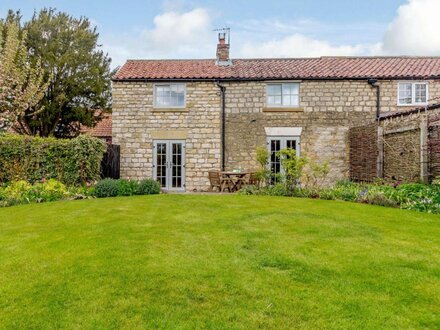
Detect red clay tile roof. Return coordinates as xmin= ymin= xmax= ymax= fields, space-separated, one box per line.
xmin=113 ymin=57 xmax=440 ymax=81
xmin=80 ymin=113 xmax=112 ymax=138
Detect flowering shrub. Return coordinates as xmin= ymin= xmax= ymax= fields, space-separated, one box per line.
xmin=0 ymin=179 xmax=70 ymax=206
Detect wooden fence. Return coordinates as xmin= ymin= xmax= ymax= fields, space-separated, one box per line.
xmin=349 ymin=111 xmax=440 ymax=183
xmin=428 ymin=114 xmax=440 ymax=181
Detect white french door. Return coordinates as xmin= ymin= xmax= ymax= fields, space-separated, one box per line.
xmin=267 ymin=136 xmax=300 ymax=182
xmin=153 ymin=140 xmax=186 ymax=191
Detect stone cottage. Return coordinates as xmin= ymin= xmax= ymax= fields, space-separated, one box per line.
xmin=112 ymin=33 xmax=440 ymax=191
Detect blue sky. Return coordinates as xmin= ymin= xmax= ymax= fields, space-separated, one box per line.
xmin=1 ymin=0 xmax=439 ymax=67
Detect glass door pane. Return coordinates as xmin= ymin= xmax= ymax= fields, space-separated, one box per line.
xmin=171 ymin=142 xmax=183 ymax=189
xmin=286 ymin=139 xmax=296 ymax=151
xmin=269 ymin=139 xmax=281 ymax=183
xmin=156 ymin=143 xmax=167 ymax=188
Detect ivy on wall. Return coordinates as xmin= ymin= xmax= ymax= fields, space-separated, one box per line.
xmin=0 ymin=134 xmax=107 ymax=185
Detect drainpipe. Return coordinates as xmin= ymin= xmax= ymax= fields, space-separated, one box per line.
xmin=216 ymin=82 xmax=226 ymax=171
xmin=368 ymin=78 xmax=381 ymax=120
xmin=368 ymin=78 xmax=384 ymax=179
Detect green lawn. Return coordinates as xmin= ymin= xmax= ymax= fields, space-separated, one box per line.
xmin=0 ymin=195 xmax=439 ymax=329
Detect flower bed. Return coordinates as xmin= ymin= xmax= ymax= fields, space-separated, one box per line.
xmin=0 ymin=178 xmax=161 ymax=207
xmin=240 ymin=181 xmax=440 ymax=214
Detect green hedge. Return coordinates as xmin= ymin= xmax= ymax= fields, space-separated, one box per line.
xmin=0 ymin=134 xmax=107 ymax=185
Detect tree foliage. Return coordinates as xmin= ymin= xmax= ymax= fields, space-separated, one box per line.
xmin=8 ymin=8 xmax=112 ymax=137
xmin=0 ymin=13 xmax=48 ymax=131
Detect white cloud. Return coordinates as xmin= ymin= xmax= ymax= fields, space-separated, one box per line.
xmin=102 ymin=8 xmax=213 ymax=67
xmin=236 ymin=0 xmax=440 ymax=58
xmin=381 ymin=0 xmax=440 ymax=55
xmin=146 ymin=8 xmax=211 ymax=53
xmin=238 ymin=34 xmax=381 ymax=58
xmin=104 ymin=0 xmax=440 ymax=67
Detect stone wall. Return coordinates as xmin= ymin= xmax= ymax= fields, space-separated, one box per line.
xmin=379 ymin=80 xmax=440 ymax=113
xmin=224 ymin=80 xmax=377 ymax=184
xmin=113 ymin=78 xmax=440 ymax=190
xmin=112 ymin=81 xmax=221 ymax=191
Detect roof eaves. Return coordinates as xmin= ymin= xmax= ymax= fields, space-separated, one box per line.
xmin=379 ymin=103 xmax=440 ymax=120
xmin=111 ymin=75 xmax=440 ymax=82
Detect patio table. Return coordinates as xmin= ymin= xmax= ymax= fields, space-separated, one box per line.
xmin=221 ymin=171 xmax=250 ymax=192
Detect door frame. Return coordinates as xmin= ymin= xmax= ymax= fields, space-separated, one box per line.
xmin=152 ymin=140 xmax=186 ymax=191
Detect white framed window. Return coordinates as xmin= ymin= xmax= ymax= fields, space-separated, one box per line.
xmin=398 ymin=82 xmax=428 ymax=106
xmin=266 ymin=83 xmax=300 ymax=107
xmin=154 ymin=83 xmax=186 ymax=108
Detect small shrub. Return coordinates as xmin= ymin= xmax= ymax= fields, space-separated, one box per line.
xmin=402 ymin=199 xmax=440 ymax=213
xmin=0 ymin=179 xmax=70 ymax=206
xmin=255 ymin=146 xmax=271 ymax=187
xmin=117 ymin=179 xmax=139 ymax=196
xmin=302 ymin=160 xmax=330 ymax=189
xmin=266 ymin=183 xmax=292 ymax=196
xmin=238 ymin=185 xmax=260 ymax=195
xmin=94 ymin=178 xmax=161 ymax=198
xmin=137 ymin=179 xmax=161 ymax=195
xmin=276 ymin=149 xmax=308 ymax=193
xmin=358 ymin=190 xmax=398 ymax=208
xmin=4 ymin=180 xmax=33 ymax=201
xmin=294 ymin=187 xmax=321 ymax=199
xmin=34 ymin=179 xmax=68 ymax=202
xmin=94 ymin=179 xmax=119 ymax=198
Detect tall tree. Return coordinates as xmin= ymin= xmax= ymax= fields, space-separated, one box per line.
xmin=15 ymin=8 xmax=112 ymax=137
xmin=0 ymin=13 xmax=47 ymax=132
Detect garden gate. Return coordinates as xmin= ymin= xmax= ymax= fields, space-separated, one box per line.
xmin=101 ymin=144 xmax=120 ymax=179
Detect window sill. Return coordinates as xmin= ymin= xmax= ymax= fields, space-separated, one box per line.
xmin=262 ymin=107 xmax=304 ymax=112
xmin=152 ymin=108 xmax=189 ymax=113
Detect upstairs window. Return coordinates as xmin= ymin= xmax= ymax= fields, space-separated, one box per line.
xmin=398 ymin=82 xmax=428 ymax=106
xmin=154 ymin=84 xmax=186 ymax=108
xmin=267 ymin=83 xmax=299 ymax=107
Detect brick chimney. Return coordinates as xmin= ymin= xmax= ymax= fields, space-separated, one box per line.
xmin=216 ymin=32 xmax=232 ymax=66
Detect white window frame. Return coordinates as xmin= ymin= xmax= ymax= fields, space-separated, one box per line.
xmin=397 ymin=81 xmax=429 ymax=106
xmin=266 ymin=82 xmax=300 ymax=107
xmin=153 ymin=83 xmax=186 ymax=108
